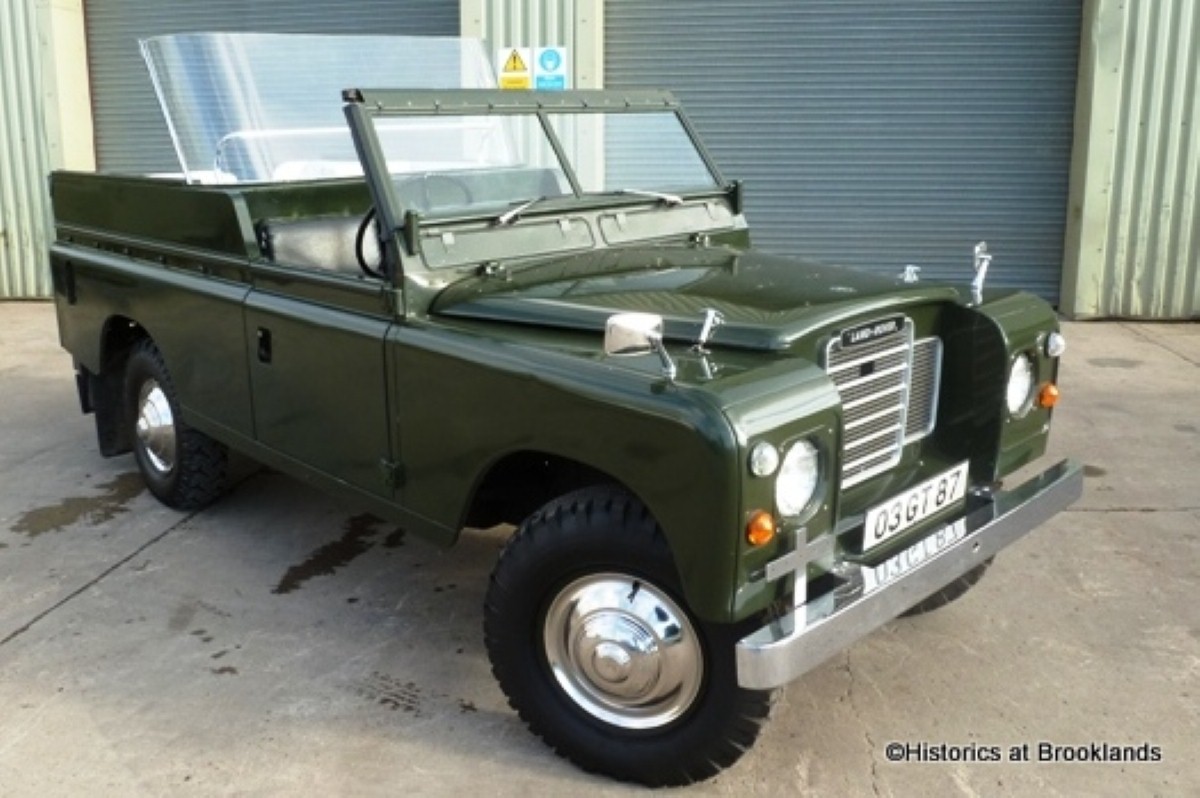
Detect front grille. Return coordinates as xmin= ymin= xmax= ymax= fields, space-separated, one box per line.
xmin=905 ymin=337 xmax=943 ymax=441
xmin=824 ymin=317 xmax=942 ymax=488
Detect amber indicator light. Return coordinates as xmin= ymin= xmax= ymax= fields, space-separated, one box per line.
xmin=1038 ymin=383 xmax=1061 ymax=409
xmin=746 ymin=510 xmax=776 ymax=547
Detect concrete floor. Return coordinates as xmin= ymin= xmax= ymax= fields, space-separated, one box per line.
xmin=1 ymin=301 xmax=1197 ymax=796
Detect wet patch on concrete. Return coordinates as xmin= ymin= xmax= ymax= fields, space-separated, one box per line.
xmin=1175 ymin=423 xmax=1198 ymax=435
xmin=383 ymin=528 xmax=406 ymax=548
xmin=168 ymin=602 xmax=198 ymax=633
xmin=210 ymin=666 xmax=238 ymax=676
xmin=354 ymin=671 xmax=425 ymax=715
xmin=273 ymin=513 xmax=405 ymax=595
xmin=9 ymin=472 xmax=144 ymax=537
xmin=169 ymin=598 xmax=233 ymax=633
xmin=197 ymin=600 xmax=232 ymax=618
xmin=1088 ymin=357 xmax=1143 ymax=369
xmin=1083 ymin=465 xmax=1107 ymax=478
xmin=190 ymin=628 xmax=215 ymax=644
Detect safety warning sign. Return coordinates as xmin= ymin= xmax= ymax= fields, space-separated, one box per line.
xmin=534 ymin=47 xmax=568 ymax=90
xmin=497 ymin=46 xmax=569 ymax=91
xmin=497 ymin=47 xmax=532 ymax=90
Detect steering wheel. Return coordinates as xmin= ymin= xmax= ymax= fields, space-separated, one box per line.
xmin=354 ymin=207 xmax=386 ymax=280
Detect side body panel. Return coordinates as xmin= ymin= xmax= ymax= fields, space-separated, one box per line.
xmin=386 ymin=318 xmax=747 ymax=622
xmin=244 ymin=267 xmax=394 ymax=497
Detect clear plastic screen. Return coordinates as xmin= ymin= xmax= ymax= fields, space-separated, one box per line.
xmin=140 ymin=33 xmax=495 ymax=184
xmin=369 ymin=114 xmax=571 ymax=214
xmin=545 ymin=112 xmax=720 ymax=193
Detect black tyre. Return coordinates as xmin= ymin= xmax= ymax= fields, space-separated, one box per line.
xmin=899 ymin=560 xmax=992 ymax=617
xmin=125 ymin=340 xmax=228 ymax=510
xmin=484 ymin=486 xmax=773 ymax=787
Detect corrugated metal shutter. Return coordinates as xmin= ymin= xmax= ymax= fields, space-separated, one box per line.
xmin=84 ymin=1 xmax=460 ymax=175
xmin=1064 ymin=0 xmax=1200 ymax=319
xmin=606 ymin=1 xmax=1082 ymax=303
xmin=0 ymin=0 xmax=53 ymax=297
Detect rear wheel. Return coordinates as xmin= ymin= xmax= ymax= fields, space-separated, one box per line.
xmin=484 ymin=487 xmax=772 ymax=786
xmin=125 ymin=340 xmax=227 ymax=510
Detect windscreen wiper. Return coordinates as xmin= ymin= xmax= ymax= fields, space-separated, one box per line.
xmin=495 ymin=195 xmax=548 ymax=226
xmin=617 ymin=188 xmax=684 ymax=206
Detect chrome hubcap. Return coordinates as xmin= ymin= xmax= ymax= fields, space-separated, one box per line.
xmin=136 ymin=380 xmax=176 ymax=474
xmin=543 ymin=573 xmax=703 ymax=729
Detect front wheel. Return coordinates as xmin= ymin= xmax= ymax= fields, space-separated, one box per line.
xmin=484 ymin=487 xmax=772 ymax=786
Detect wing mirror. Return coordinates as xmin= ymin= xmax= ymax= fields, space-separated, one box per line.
xmin=604 ymin=313 xmax=677 ymax=381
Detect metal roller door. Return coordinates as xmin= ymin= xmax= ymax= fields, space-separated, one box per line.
xmin=606 ymin=1 xmax=1082 ymax=303
xmin=84 ymin=2 xmax=459 ymax=175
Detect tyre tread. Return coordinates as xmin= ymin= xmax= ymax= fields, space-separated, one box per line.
xmin=127 ymin=340 xmax=228 ymax=510
xmin=484 ymin=486 xmax=772 ymax=787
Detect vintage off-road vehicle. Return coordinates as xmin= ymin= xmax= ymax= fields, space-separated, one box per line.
xmin=49 ymin=34 xmax=1081 ymax=786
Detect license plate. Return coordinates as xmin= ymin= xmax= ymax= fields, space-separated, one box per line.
xmin=863 ymin=461 xmax=969 ymax=552
xmin=862 ymin=518 xmax=967 ymax=594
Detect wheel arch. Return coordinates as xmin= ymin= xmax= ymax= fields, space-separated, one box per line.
xmin=461 ymin=448 xmax=633 ymax=530
xmin=83 ymin=315 xmax=153 ymax=456
xmin=100 ymin=315 xmax=151 ymax=371
xmin=460 ymin=447 xmax=740 ymax=622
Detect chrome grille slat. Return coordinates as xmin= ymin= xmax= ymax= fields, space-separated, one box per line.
xmin=843 ymin=383 xmax=905 ymax=411
xmin=824 ymin=320 xmax=914 ymax=487
xmin=904 ymin=338 xmax=943 ymax=441
xmin=845 ymin=404 xmax=904 ymax=431
xmin=825 ymin=343 xmax=910 ymax=374
xmin=846 ymin=418 xmax=904 ymax=445
xmin=824 ymin=317 xmax=943 ymax=489
xmin=844 ymin=423 xmax=904 ymax=451
xmin=843 ymin=449 xmax=897 ymax=474
xmin=832 ymin=362 xmax=908 ymax=393
xmin=840 ymin=380 xmax=905 ymax=408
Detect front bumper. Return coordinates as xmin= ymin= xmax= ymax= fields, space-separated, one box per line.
xmin=735 ymin=459 xmax=1083 ymax=690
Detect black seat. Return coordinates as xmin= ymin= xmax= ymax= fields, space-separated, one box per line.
xmin=257 ymin=215 xmax=379 ymax=275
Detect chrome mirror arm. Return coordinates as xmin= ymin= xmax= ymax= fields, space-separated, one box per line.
xmin=971 ymin=241 xmax=992 ymax=306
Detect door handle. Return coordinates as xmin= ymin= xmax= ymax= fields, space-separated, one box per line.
xmin=256 ymin=327 xmax=272 ymax=363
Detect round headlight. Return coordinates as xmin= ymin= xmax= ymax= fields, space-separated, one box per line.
xmin=749 ymin=441 xmax=780 ymax=477
xmin=1045 ymin=331 xmax=1067 ymax=358
xmin=775 ymin=440 xmax=820 ymax=517
xmin=1006 ymin=355 xmax=1035 ymax=417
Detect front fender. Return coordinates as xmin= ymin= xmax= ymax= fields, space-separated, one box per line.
xmin=390 ymin=321 xmax=745 ymax=622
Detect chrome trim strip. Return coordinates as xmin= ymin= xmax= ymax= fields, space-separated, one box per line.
xmin=735 ymin=459 xmax=1084 ymax=690
xmin=843 ymin=423 xmax=904 ymax=451
xmin=833 ymin=362 xmax=908 ymax=393
xmin=904 ymin=337 xmax=943 ymax=443
xmin=843 ymin=383 xmax=905 ymax=411
xmin=825 ymin=343 xmax=910 ymax=374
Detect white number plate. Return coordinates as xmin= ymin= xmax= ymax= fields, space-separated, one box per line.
xmin=863 ymin=461 xmax=969 ymax=552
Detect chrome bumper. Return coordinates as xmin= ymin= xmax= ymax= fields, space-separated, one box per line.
xmin=735 ymin=459 xmax=1083 ymax=690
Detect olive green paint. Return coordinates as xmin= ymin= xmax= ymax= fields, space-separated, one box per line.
xmin=48 ymin=90 xmax=1065 ymax=624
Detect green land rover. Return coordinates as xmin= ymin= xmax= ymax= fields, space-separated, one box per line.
xmin=48 ymin=34 xmax=1081 ymax=786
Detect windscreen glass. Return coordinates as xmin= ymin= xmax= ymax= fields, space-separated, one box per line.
xmin=372 ymin=115 xmax=571 ymax=214
xmin=141 ymin=33 xmax=494 ymax=184
xmin=367 ymin=109 xmax=718 ymax=214
xmin=546 ymin=112 xmax=719 ymax=194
